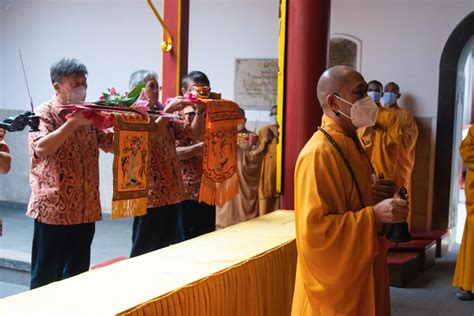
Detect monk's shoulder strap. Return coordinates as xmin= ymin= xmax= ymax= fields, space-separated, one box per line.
xmin=317 ymin=126 xmax=365 ymax=208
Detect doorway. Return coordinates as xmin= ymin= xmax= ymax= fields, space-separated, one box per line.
xmin=432 ymin=12 xmax=474 ymax=232
xmin=452 ymin=39 xmax=474 ymax=243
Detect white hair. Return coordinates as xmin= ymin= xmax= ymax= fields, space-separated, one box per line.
xmin=129 ymin=70 xmax=159 ymax=90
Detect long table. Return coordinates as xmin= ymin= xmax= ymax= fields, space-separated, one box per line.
xmin=1 ymin=210 xmax=296 ymax=315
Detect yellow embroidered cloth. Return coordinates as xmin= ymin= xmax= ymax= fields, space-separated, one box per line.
xmin=112 ymin=113 xmax=155 ymax=219
xmin=199 ymin=99 xmax=244 ymax=206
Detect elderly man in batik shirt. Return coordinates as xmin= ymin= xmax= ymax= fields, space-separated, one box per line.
xmin=28 ymin=58 xmax=114 ymax=289
xmin=128 ymin=70 xmax=205 ymax=257
xmin=174 ymin=71 xmax=216 ymax=241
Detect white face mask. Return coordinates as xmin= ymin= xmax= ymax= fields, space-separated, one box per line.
xmin=67 ymin=85 xmax=87 ymax=103
xmin=335 ymin=95 xmax=379 ymax=128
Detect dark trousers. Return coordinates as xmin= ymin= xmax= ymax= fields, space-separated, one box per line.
xmin=130 ymin=204 xmax=179 ymax=258
xmin=176 ymin=200 xmax=216 ymax=242
xmin=30 ymin=220 xmax=95 ymax=289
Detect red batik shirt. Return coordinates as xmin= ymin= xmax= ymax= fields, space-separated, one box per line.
xmin=27 ymin=97 xmax=113 ymax=225
xmin=147 ymin=119 xmax=191 ymax=208
xmin=175 ymin=123 xmax=203 ymax=201
xmin=0 ymin=142 xmax=9 ymax=235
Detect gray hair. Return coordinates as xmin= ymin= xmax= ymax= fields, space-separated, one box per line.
xmin=50 ymin=58 xmax=88 ymax=84
xmin=129 ymin=70 xmax=159 ymax=90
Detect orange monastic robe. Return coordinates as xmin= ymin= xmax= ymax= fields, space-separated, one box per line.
xmin=389 ymin=106 xmax=418 ymax=183
xmin=258 ymin=124 xmax=280 ymax=215
xmin=216 ymin=131 xmax=266 ymax=229
xmin=358 ymin=106 xmax=402 ymax=180
xmin=292 ymin=115 xmax=390 ymax=316
xmin=453 ymin=126 xmax=474 ymax=292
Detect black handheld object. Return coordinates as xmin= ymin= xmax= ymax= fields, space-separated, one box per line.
xmin=0 ymin=111 xmax=40 ymax=132
xmin=386 ymin=186 xmax=411 ymax=243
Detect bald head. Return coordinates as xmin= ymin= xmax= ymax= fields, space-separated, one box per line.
xmin=317 ymin=66 xmax=364 ymax=107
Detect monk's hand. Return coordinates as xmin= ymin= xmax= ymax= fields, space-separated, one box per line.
xmin=164 ymin=97 xmax=195 ymax=113
xmin=372 ymin=173 xmax=397 ymax=204
xmin=373 ymin=198 xmax=409 ymax=224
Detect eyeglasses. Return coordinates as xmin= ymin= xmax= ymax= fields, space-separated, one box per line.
xmin=146 ymin=82 xmax=162 ymax=91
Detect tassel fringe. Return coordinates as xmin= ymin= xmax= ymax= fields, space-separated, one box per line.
xmin=199 ymin=172 xmax=239 ymax=206
xmin=111 ymin=197 xmax=148 ymax=219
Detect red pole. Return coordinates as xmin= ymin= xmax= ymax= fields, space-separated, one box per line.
xmin=161 ymin=0 xmax=189 ymax=101
xmin=281 ymin=0 xmax=331 ymax=209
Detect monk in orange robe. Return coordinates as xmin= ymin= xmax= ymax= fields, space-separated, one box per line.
xmin=258 ymin=105 xmax=280 ymax=215
xmin=216 ymin=108 xmax=266 ymax=229
xmin=453 ymin=125 xmax=474 ymax=300
xmin=383 ymin=82 xmax=418 ymax=225
xmin=358 ymin=80 xmax=402 ymax=182
xmin=292 ymin=66 xmax=408 ymax=315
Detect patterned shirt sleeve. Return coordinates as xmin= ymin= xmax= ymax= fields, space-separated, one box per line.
xmin=96 ymin=128 xmax=114 ymax=153
xmin=172 ymin=119 xmax=193 ymax=142
xmin=29 ymin=104 xmax=57 ymax=158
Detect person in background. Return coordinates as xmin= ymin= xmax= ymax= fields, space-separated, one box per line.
xmin=453 ymin=125 xmax=474 ymax=300
xmin=0 ymin=127 xmax=12 ymax=237
xmin=216 ymin=108 xmax=267 ymax=229
xmin=258 ymin=105 xmax=280 ymax=215
xmin=175 ymin=71 xmax=215 ymax=241
xmin=129 ymin=70 xmax=163 ymax=111
xmin=358 ymin=80 xmax=401 ymax=195
xmin=129 ymin=70 xmax=205 ymax=257
xmin=0 ymin=128 xmax=11 ymax=174
xmin=383 ymin=82 xmax=418 ymax=226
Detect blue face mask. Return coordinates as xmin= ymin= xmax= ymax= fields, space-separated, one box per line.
xmin=368 ymin=91 xmax=381 ymax=103
xmin=383 ymin=92 xmax=398 ymax=106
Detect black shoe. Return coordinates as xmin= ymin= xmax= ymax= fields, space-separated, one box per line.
xmin=456 ymin=288 xmax=474 ymax=301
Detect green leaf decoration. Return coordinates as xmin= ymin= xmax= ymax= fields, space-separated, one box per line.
xmin=91 ymin=82 xmax=146 ymax=107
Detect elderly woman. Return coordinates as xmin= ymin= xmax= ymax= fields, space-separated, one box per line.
xmin=129 ymin=70 xmax=164 ymax=111
xmin=128 ymin=70 xmax=205 ymax=257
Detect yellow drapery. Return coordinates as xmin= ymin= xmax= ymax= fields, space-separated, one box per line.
xmin=1 ymin=211 xmax=296 ymax=316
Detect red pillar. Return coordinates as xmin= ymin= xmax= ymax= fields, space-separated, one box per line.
xmin=161 ymin=0 xmax=189 ymax=101
xmin=281 ymin=0 xmax=331 ymax=209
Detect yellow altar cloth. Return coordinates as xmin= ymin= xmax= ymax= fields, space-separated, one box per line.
xmin=1 ymin=211 xmax=296 ymax=315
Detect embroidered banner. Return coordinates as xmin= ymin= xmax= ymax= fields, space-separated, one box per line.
xmin=199 ymin=99 xmax=244 ymax=206
xmin=112 ymin=113 xmax=155 ymax=219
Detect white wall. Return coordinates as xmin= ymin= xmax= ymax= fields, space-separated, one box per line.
xmin=0 ymin=0 xmax=165 ymax=111
xmin=331 ymin=0 xmax=473 ymax=118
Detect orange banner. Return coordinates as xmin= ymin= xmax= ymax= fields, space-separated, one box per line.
xmin=199 ymin=99 xmax=244 ymax=206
